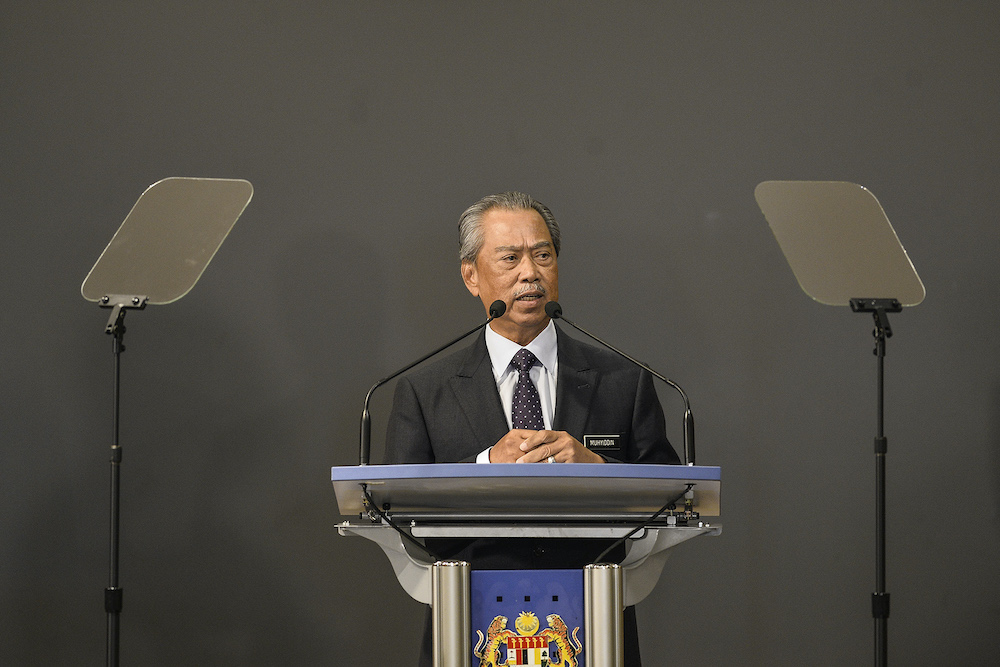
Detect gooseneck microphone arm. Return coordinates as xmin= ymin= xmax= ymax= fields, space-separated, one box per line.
xmin=359 ymin=300 xmax=507 ymax=465
xmin=544 ymin=301 xmax=695 ymax=465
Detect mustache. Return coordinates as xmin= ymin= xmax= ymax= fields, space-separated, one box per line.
xmin=512 ymin=282 xmax=546 ymax=299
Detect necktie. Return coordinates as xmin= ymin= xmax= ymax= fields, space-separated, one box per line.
xmin=511 ymin=348 xmax=544 ymax=430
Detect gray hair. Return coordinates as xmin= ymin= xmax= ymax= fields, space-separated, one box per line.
xmin=458 ymin=191 xmax=561 ymax=263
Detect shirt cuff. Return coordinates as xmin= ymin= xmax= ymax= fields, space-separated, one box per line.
xmin=476 ymin=447 xmax=492 ymax=463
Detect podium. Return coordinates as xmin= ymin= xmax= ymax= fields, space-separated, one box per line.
xmin=332 ymin=463 xmax=721 ymax=666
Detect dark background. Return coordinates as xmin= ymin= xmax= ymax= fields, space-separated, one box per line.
xmin=3 ymin=2 xmax=998 ymax=665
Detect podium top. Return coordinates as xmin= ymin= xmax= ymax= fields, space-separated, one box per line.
xmin=331 ymin=463 xmax=721 ymax=520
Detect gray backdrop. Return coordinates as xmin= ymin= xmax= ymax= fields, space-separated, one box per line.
xmin=3 ymin=2 xmax=998 ymax=665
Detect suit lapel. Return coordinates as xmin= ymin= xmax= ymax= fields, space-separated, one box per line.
xmin=449 ymin=333 xmax=509 ymax=446
xmin=553 ymin=327 xmax=598 ymax=437
xmin=446 ymin=327 xmax=600 ymax=445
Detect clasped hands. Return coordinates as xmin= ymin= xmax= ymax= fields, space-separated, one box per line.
xmin=489 ymin=429 xmax=605 ymax=464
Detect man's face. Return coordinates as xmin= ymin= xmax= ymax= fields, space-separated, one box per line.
xmin=461 ymin=207 xmax=559 ymax=345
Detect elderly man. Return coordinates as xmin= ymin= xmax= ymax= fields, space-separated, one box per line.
xmin=384 ymin=191 xmax=679 ymax=665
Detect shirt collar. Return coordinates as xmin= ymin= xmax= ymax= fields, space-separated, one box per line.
xmin=485 ymin=319 xmax=558 ymax=381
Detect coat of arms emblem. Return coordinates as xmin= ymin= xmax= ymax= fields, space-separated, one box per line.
xmin=474 ymin=610 xmax=582 ymax=667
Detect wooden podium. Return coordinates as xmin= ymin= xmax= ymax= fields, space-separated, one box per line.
xmin=332 ymin=463 xmax=721 ymax=666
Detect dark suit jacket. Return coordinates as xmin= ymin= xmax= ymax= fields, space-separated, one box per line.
xmin=384 ymin=324 xmax=680 ymax=465
xmin=382 ymin=324 xmax=678 ymax=666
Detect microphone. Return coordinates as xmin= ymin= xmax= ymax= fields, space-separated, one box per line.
xmin=544 ymin=300 xmax=695 ymax=465
xmin=359 ymin=299 xmax=506 ymax=465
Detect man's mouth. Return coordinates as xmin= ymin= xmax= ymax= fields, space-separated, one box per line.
xmin=513 ymin=284 xmax=546 ymax=302
xmin=513 ymin=290 xmax=547 ymax=304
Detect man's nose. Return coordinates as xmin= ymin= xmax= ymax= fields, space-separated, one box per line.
xmin=518 ymin=255 xmax=541 ymax=280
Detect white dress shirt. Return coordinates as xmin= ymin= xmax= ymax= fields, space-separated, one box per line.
xmin=476 ymin=319 xmax=559 ymax=463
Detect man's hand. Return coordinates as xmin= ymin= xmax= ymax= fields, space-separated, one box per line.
xmin=489 ymin=429 xmax=605 ymax=463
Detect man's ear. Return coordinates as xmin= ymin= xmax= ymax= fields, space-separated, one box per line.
xmin=461 ymin=260 xmax=479 ymax=297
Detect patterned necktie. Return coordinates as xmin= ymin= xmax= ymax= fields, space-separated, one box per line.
xmin=511 ymin=348 xmax=544 ymax=430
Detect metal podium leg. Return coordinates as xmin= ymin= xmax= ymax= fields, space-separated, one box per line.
xmin=585 ymin=563 xmax=624 ymax=667
xmin=432 ymin=561 xmax=470 ymax=667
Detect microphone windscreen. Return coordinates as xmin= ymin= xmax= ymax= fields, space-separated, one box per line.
xmin=544 ymin=301 xmax=563 ymax=319
xmin=489 ymin=300 xmax=507 ymax=318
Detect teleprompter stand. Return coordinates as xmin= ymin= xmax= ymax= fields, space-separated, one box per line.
xmin=332 ymin=463 xmax=722 ymax=667
xmin=81 ymin=177 xmax=253 ymax=666
xmin=756 ymin=181 xmax=925 ymax=667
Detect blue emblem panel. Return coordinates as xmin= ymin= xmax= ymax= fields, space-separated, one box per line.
xmin=471 ymin=569 xmax=585 ymax=667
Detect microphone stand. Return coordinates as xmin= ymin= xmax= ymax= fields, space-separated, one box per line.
xmin=359 ymin=301 xmax=506 ymax=465
xmin=545 ymin=302 xmax=695 ymax=466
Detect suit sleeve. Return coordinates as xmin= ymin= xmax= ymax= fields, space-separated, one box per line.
xmin=628 ymin=368 xmax=682 ymax=464
xmin=383 ymin=375 xmax=484 ymax=464
xmin=383 ymin=376 xmax=435 ymax=464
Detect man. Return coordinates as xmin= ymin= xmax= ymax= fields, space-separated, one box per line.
xmin=384 ymin=191 xmax=680 ymax=665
